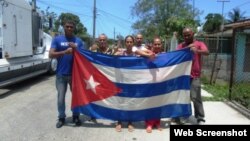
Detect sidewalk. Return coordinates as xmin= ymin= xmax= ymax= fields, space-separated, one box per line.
xmin=200 ymin=89 xmax=250 ymax=125
xmin=198 ymin=101 xmax=250 ymax=124
xmin=0 ymin=80 xmax=249 ymax=141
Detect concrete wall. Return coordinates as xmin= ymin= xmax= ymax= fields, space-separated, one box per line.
xmin=202 ymin=54 xmax=231 ymax=82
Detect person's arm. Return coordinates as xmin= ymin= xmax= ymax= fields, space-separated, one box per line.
xmin=188 ymin=42 xmax=209 ymax=56
xmin=49 ymin=48 xmax=73 ymax=58
xmin=49 ymin=41 xmax=76 ymax=58
xmin=135 ymin=49 xmax=155 ymax=60
xmin=113 ymin=48 xmax=124 ymax=56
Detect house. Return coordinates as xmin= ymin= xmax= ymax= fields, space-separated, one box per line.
xmin=198 ymin=19 xmax=250 ymax=83
xmin=224 ymin=19 xmax=250 ymax=82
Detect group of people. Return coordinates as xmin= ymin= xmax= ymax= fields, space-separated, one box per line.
xmin=49 ymin=20 xmax=209 ymax=133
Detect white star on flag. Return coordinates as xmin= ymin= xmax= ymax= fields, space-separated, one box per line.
xmin=84 ymin=75 xmax=100 ymax=94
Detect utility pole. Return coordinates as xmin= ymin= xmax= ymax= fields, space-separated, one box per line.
xmin=210 ymin=0 xmax=230 ymax=84
xmin=114 ymin=27 xmax=116 ymax=41
xmin=92 ymin=0 xmax=96 ymax=44
xmin=220 ymin=0 xmax=229 ymax=53
xmin=193 ymin=0 xmax=195 ymax=19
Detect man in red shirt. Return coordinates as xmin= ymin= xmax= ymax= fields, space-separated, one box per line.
xmin=177 ymin=27 xmax=209 ymax=125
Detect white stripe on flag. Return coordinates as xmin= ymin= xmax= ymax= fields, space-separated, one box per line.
xmin=93 ymin=89 xmax=190 ymax=110
xmin=93 ymin=61 xmax=192 ymax=84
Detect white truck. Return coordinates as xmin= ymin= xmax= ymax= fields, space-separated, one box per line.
xmin=0 ymin=0 xmax=56 ymax=88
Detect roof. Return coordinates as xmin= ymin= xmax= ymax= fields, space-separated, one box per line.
xmin=203 ymin=19 xmax=250 ymax=37
xmin=203 ymin=29 xmax=233 ymax=37
xmin=224 ymin=19 xmax=250 ymax=29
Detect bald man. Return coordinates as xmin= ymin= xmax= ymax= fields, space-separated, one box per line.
xmin=96 ymin=33 xmax=113 ymax=54
xmin=132 ymin=33 xmax=155 ymax=60
xmin=176 ymin=27 xmax=209 ymax=125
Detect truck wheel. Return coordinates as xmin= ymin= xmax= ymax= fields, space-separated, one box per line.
xmin=48 ymin=59 xmax=57 ymax=74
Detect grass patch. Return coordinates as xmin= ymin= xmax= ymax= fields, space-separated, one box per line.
xmin=202 ymin=84 xmax=229 ymax=101
xmin=200 ymin=76 xmax=229 ymax=101
xmin=201 ymin=76 xmax=250 ymax=109
xmin=231 ymin=83 xmax=250 ymax=109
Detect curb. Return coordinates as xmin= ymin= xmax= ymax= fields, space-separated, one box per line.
xmin=226 ymin=100 xmax=250 ymax=120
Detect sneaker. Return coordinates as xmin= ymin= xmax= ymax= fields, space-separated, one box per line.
xmin=165 ymin=121 xmax=170 ymax=127
xmin=171 ymin=118 xmax=186 ymax=125
xmin=73 ymin=116 xmax=82 ymax=126
xmin=179 ymin=118 xmax=187 ymax=125
xmin=89 ymin=117 xmax=97 ymax=123
xmin=56 ymin=118 xmax=65 ymax=128
xmin=197 ymin=119 xmax=205 ymax=125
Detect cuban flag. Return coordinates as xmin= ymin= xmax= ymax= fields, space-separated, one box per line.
xmin=71 ymin=47 xmax=193 ymax=121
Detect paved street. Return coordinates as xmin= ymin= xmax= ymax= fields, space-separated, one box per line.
xmin=0 ymin=75 xmax=249 ymax=141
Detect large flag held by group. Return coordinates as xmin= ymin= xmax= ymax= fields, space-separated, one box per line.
xmin=71 ymin=47 xmax=193 ymax=121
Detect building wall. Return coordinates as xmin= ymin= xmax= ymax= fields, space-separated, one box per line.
xmin=201 ymin=32 xmax=250 ymax=83
xmin=235 ymin=33 xmax=250 ymax=82
xmin=202 ymin=54 xmax=231 ymax=82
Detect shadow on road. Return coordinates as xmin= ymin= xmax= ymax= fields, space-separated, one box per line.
xmin=0 ymin=74 xmax=54 ymax=99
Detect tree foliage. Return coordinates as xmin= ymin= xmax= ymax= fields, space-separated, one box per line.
xmin=54 ymin=13 xmax=87 ymax=35
xmin=203 ymin=13 xmax=223 ymax=33
xmin=35 ymin=3 xmax=91 ymax=46
xmin=54 ymin=13 xmax=91 ymax=45
xmin=131 ymin=0 xmax=200 ymax=41
xmin=227 ymin=8 xmax=246 ymax=23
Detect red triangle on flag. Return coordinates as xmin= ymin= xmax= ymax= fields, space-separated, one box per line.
xmin=71 ymin=51 xmax=122 ymax=108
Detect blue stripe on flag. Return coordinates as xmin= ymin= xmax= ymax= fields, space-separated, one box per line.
xmin=73 ymin=103 xmax=192 ymax=121
xmin=77 ymin=47 xmax=193 ymax=69
xmin=115 ymin=75 xmax=190 ymax=97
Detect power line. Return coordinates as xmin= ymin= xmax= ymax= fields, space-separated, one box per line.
xmin=97 ymin=9 xmax=134 ymax=24
xmin=37 ymin=0 xmax=92 ymax=18
xmin=225 ymin=0 xmax=250 ymax=17
xmin=36 ymin=0 xmax=135 ymax=38
xmin=99 ymin=11 xmax=132 ymax=30
xmin=232 ymin=0 xmax=250 ymax=9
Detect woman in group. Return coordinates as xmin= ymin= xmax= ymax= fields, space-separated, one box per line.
xmin=114 ymin=34 xmax=156 ymax=132
xmin=145 ymin=36 xmax=164 ymax=133
xmin=114 ymin=35 xmax=136 ymax=132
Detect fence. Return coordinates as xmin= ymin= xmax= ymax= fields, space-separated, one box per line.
xmin=197 ymin=36 xmax=232 ymax=83
xmin=198 ymin=31 xmax=250 ymax=109
xmin=230 ymin=32 xmax=250 ymax=109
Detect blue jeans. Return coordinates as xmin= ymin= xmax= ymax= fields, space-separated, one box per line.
xmin=56 ymin=75 xmax=79 ymax=119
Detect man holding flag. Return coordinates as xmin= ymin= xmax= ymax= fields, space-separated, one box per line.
xmin=176 ymin=27 xmax=209 ymax=125
xmin=49 ymin=20 xmax=86 ymax=128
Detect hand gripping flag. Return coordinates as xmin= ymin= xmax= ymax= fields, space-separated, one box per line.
xmin=72 ymin=47 xmax=193 ymax=121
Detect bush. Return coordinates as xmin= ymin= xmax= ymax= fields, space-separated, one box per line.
xmin=202 ymin=83 xmax=229 ymax=101
xmin=231 ymin=83 xmax=250 ymax=109
xmin=201 ymin=76 xmax=250 ymax=110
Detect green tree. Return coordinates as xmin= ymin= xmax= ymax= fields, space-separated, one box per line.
xmin=55 ymin=13 xmax=87 ymax=35
xmin=203 ymin=13 xmax=223 ymax=33
xmin=55 ymin=13 xmax=91 ymax=45
xmin=227 ymin=8 xmax=246 ymax=23
xmin=131 ymin=0 xmax=200 ymax=41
